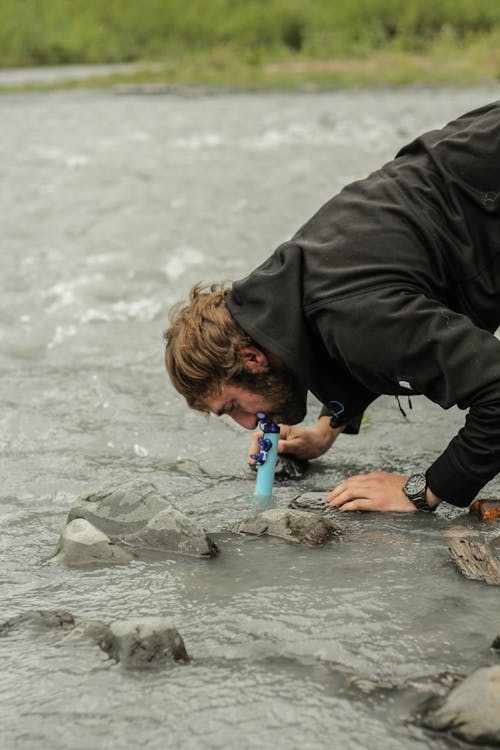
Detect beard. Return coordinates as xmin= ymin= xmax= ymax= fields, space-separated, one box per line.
xmin=230 ymin=365 xmax=307 ymax=425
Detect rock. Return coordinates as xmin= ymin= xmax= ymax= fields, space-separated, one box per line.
xmin=470 ymin=498 xmax=500 ymax=522
xmin=67 ymin=477 xmax=218 ymax=559
xmin=492 ymin=635 xmax=500 ymax=652
xmin=250 ymin=455 xmax=309 ymax=481
xmin=62 ymin=619 xmax=111 ymax=646
xmin=124 ymin=508 xmax=218 ymax=557
xmin=417 ymin=665 xmax=500 ymax=746
xmin=0 ymin=610 xmax=190 ymax=671
xmin=164 ymin=458 xmax=211 ymax=477
xmin=288 ymin=491 xmax=340 ymax=520
xmin=405 ymin=671 xmax=464 ymax=695
xmin=448 ymin=538 xmax=500 ymax=585
xmin=341 ymin=673 xmax=398 ymax=695
xmin=100 ymin=618 xmax=190 ymax=669
xmin=227 ymin=508 xmax=342 ymax=546
xmin=0 ymin=609 xmax=75 ymax=637
xmin=274 ymin=454 xmax=309 ymax=480
xmin=49 ymin=518 xmax=136 ymax=566
xmin=68 ymin=477 xmax=176 ymax=536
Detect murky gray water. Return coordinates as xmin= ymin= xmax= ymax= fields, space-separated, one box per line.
xmin=1 ymin=86 xmax=500 ymax=750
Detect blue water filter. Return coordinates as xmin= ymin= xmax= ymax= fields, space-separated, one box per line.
xmin=253 ymin=413 xmax=280 ymax=499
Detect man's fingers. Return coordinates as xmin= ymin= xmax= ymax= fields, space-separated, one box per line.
xmin=337 ymin=498 xmax=375 ymax=512
xmin=325 ymin=480 xmax=370 ymax=505
xmin=325 ymin=472 xmax=415 ymax=513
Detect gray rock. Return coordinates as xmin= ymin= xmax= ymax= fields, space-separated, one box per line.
xmin=0 ymin=611 xmax=189 ymax=671
xmin=250 ymin=455 xmax=309 ymax=480
xmin=0 ymin=609 xmax=75 ymax=637
xmin=62 ymin=619 xmax=111 ymax=646
xmin=228 ymin=508 xmax=342 ymax=546
xmin=417 ymin=665 xmax=500 ymax=746
xmin=405 ymin=671 xmax=464 ymax=695
xmin=274 ymin=454 xmax=309 ymax=480
xmin=122 ymin=507 xmax=218 ymax=557
xmin=68 ymin=478 xmax=176 ymax=536
xmin=67 ymin=478 xmax=218 ymax=559
xmin=288 ymin=491 xmax=340 ymax=521
xmin=49 ymin=518 xmax=136 ymax=566
xmin=100 ymin=617 xmax=190 ymax=669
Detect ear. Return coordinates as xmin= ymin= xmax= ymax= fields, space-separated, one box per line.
xmin=239 ymin=346 xmax=270 ymax=373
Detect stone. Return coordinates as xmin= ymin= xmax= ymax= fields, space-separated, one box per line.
xmin=67 ymin=477 xmax=218 ymax=559
xmin=227 ymin=508 xmax=342 ymax=546
xmin=68 ymin=477 xmax=176 ymax=536
xmin=0 ymin=610 xmax=190 ymax=671
xmin=0 ymin=609 xmax=75 ymax=637
xmin=123 ymin=508 xmax=218 ymax=557
xmin=470 ymin=498 xmax=500 ymax=522
xmin=62 ymin=619 xmax=111 ymax=646
xmin=288 ymin=491 xmax=340 ymax=522
xmin=417 ymin=665 xmax=500 ymax=746
xmin=49 ymin=518 xmax=136 ymax=566
xmin=405 ymin=671 xmax=464 ymax=695
xmin=274 ymin=454 xmax=309 ymax=480
xmin=100 ymin=618 xmax=190 ymax=668
xmin=250 ymin=455 xmax=309 ymax=481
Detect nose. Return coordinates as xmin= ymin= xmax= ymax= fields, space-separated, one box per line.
xmin=230 ymin=411 xmax=258 ymax=430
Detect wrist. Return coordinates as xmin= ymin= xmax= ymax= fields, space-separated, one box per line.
xmin=316 ymin=416 xmax=341 ymax=450
xmin=425 ymin=486 xmax=441 ymax=509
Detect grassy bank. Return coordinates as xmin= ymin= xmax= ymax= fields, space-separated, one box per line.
xmin=0 ymin=0 xmax=499 ymax=89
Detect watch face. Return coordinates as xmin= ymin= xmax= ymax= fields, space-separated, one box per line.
xmin=404 ymin=473 xmax=426 ymax=497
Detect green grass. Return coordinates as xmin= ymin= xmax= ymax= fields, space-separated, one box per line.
xmin=0 ymin=0 xmax=499 ymax=90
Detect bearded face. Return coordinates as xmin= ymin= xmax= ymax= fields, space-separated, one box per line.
xmin=229 ymin=364 xmax=307 ymax=425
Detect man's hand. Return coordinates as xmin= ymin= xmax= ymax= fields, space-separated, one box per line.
xmin=325 ymin=471 xmax=416 ymax=512
xmin=248 ymin=416 xmax=342 ymax=464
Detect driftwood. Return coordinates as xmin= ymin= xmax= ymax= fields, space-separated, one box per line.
xmin=449 ymin=538 xmax=500 ymax=586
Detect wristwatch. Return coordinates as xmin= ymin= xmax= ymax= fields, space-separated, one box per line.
xmin=402 ymin=473 xmax=436 ymax=512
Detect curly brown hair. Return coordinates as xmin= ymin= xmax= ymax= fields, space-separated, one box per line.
xmin=164 ymin=283 xmax=253 ymax=411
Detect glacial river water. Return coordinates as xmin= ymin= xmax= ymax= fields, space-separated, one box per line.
xmin=1 ymin=85 xmax=500 ymax=750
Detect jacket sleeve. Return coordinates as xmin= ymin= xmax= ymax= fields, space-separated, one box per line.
xmin=318 ymin=403 xmax=364 ymax=434
xmin=321 ymin=290 xmax=500 ymax=507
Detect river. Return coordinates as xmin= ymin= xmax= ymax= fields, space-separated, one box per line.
xmin=1 ymin=85 xmax=500 ymax=750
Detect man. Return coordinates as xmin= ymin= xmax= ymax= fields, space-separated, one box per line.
xmin=164 ymin=102 xmax=500 ymax=513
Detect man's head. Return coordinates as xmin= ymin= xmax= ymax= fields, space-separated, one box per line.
xmin=164 ymin=283 xmax=306 ymax=428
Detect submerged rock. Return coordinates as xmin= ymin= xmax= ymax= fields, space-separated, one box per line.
xmin=127 ymin=507 xmax=218 ymax=557
xmin=288 ymin=491 xmax=341 ymax=522
xmin=63 ymin=619 xmax=111 ymax=646
xmin=405 ymin=671 xmax=464 ymax=695
xmin=274 ymin=454 xmax=309 ymax=480
xmin=0 ymin=609 xmax=75 ymax=637
xmin=49 ymin=518 xmax=136 ymax=566
xmin=227 ymin=508 xmax=341 ymax=546
xmin=417 ymin=665 xmax=500 ymax=746
xmin=250 ymin=455 xmax=309 ymax=481
xmin=1 ymin=610 xmax=190 ymax=671
xmin=100 ymin=618 xmax=190 ymax=668
xmin=65 ymin=477 xmax=218 ymax=559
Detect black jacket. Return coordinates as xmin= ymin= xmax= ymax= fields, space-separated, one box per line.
xmin=227 ymin=102 xmax=500 ymax=508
